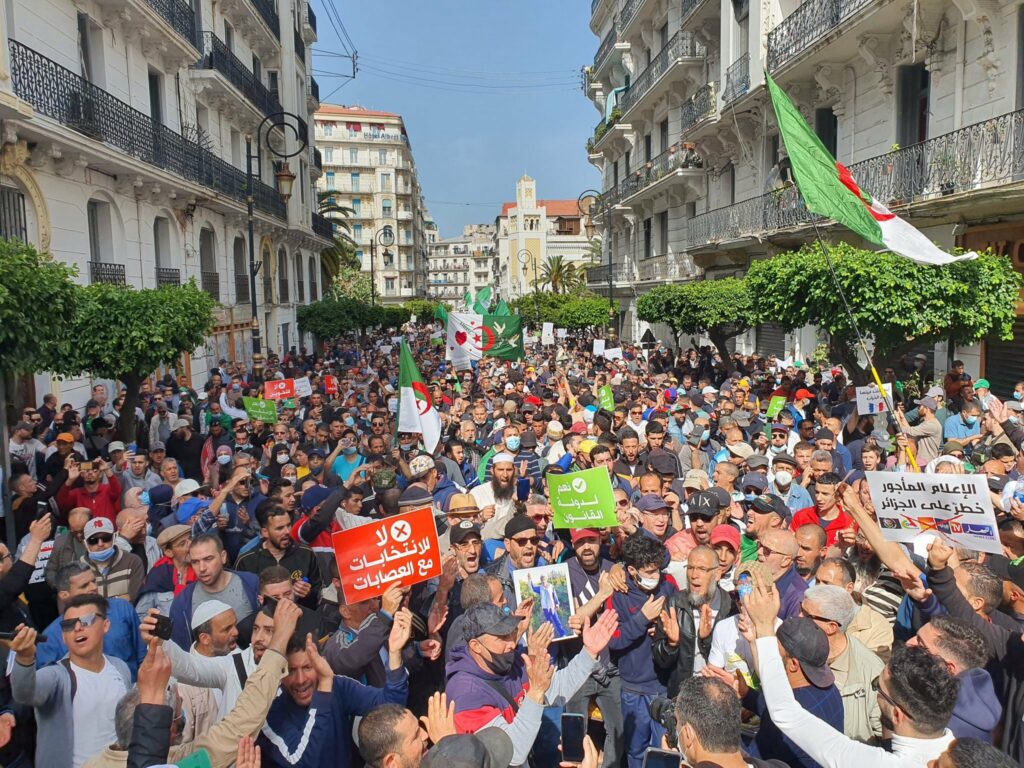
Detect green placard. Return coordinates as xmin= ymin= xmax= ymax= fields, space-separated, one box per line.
xmin=765 ymin=395 xmax=787 ymax=419
xmin=550 ymin=467 xmax=618 ymax=528
xmin=243 ymin=396 xmax=278 ymax=423
xmin=598 ymin=385 xmax=615 ymax=411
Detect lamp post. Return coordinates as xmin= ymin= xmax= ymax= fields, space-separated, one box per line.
xmin=577 ymin=189 xmax=609 ymax=338
xmin=246 ymin=112 xmax=307 ymax=379
xmin=369 ymin=225 xmax=395 ymax=306
xmin=516 ymin=248 xmax=539 ymax=329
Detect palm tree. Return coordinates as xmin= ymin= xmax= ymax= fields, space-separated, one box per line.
xmin=587 ymin=236 xmax=603 ymax=264
xmin=541 ymin=255 xmax=578 ymax=294
xmin=317 ymin=191 xmax=359 ymax=277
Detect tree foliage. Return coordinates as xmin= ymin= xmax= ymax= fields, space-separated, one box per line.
xmin=558 ymin=296 xmax=613 ymax=330
xmin=330 ymin=266 xmax=373 ymax=303
xmin=403 ymin=299 xmax=448 ymax=321
xmin=745 ymin=242 xmax=1023 ymax=382
xmin=510 ymin=291 xmax=615 ymax=330
xmin=298 ymin=297 xmax=411 ymax=340
xmin=636 ymin=278 xmax=754 ymax=372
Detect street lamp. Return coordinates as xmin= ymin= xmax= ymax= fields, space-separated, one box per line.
xmin=578 ymin=188 xmax=611 ymax=339
xmin=370 ymin=225 xmax=395 ymax=306
xmin=246 ymin=112 xmax=308 ymax=379
xmin=516 ymin=248 xmax=540 ymax=329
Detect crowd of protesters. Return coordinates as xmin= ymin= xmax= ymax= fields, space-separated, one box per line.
xmin=2 ymin=329 xmax=1023 ymax=768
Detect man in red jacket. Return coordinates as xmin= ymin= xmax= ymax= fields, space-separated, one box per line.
xmin=56 ymin=458 xmax=121 ymax=524
xmin=789 ymin=472 xmax=852 ymax=548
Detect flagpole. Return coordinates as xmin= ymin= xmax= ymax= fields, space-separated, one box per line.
xmin=810 ymin=222 xmax=921 ymax=472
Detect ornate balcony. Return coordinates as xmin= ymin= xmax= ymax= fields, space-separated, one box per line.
xmin=9 ymin=41 xmax=286 ymax=220
xmin=680 ymin=82 xmax=717 ymax=133
xmin=90 ymin=261 xmax=126 ymax=285
xmin=249 ymin=0 xmax=280 ymax=40
xmin=767 ymin=0 xmax=871 ymax=72
xmin=306 ymin=76 xmax=319 ymax=110
xmin=235 ymin=273 xmax=251 ymax=304
xmin=202 ymin=271 xmax=220 ymax=299
xmin=618 ymin=31 xmax=704 ymax=116
xmin=195 ymin=33 xmax=283 ymax=120
xmin=156 ymin=267 xmax=181 ymax=286
xmin=593 ymin=23 xmax=619 ymax=74
xmin=304 ymin=3 xmax=317 ymax=39
xmin=142 ymin=0 xmax=198 ymax=49
xmin=722 ymin=53 xmax=750 ymax=103
xmin=293 ymin=26 xmax=306 ymax=63
xmin=619 ymin=0 xmax=648 ymax=32
xmin=586 ymin=263 xmax=633 ymax=286
xmin=604 ymin=142 xmax=704 ymax=209
xmin=312 ymin=212 xmax=333 ymax=239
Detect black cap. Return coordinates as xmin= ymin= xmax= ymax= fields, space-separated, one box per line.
xmin=777 ymin=617 xmax=835 ymax=688
xmin=449 ymin=520 xmax=482 ymax=545
xmin=771 ymin=452 xmax=798 ymax=468
xmin=421 ymin=730 xmax=514 ymax=768
xmin=519 ymin=431 xmax=538 ymax=449
xmin=814 ymin=429 xmax=835 ymax=442
xmin=687 ymin=490 xmax=723 ymax=515
xmin=462 ymin=603 xmax=520 ymax=640
xmin=504 ymin=515 xmax=538 ymax=539
xmin=750 ymin=493 xmax=792 ymax=523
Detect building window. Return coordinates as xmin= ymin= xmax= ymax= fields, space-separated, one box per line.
xmin=897 ymin=64 xmax=930 ymax=147
xmin=355 ymin=249 xmax=363 ymax=263
xmin=658 ymin=211 xmax=668 ymax=255
xmin=381 ymin=173 xmax=391 ymax=191
xmin=308 ymin=256 xmax=318 ymax=299
xmin=349 ymin=148 xmax=358 ymax=164
xmin=295 ymin=254 xmax=305 ymax=302
xmin=382 ymin=199 xmax=392 ymax=217
xmin=353 ymin=223 xmax=362 ymax=241
xmin=379 ymin=149 xmax=387 ymax=164
xmin=643 ymin=217 xmax=652 ymax=260
xmin=87 ymin=199 xmax=113 ymax=263
xmin=351 ymin=172 xmax=360 ymax=192
xmin=325 ymin=171 xmax=335 ymax=190
xmin=385 ymin=277 xmax=396 ymax=292
xmin=148 ymin=69 xmax=163 ymax=125
xmin=233 ymin=236 xmax=248 ymax=303
xmin=0 ymin=186 xmax=27 ymax=242
xmin=815 ymin=108 xmax=838 ymax=159
xmin=322 ymin=122 xmax=333 ymax=137
xmin=77 ymin=12 xmax=104 ymax=87
xmin=324 ymin=147 xmax=333 ymax=163
xmin=352 ymin=198 xmax=361 ymax=216
xmin=153 ymin=216 xmax=171 ymax=269
xmin=224 ymin=21 xmax=234 ymax=50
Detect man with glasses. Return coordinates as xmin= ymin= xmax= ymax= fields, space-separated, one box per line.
xmin=755 ymin=527 xmax=807 ymax=620
xmin=80 ymin=518 xmax=144 ymax=603
xmin=624 ymin=402 xmax=648 ymax=446
xmin=485 ymin=516 xmax=542 ymax=608
xmin=7 ymin=594 xmax=132 ymax=768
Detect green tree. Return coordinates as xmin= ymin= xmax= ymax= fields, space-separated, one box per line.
xmin=402 ymin=299 xmax=448 ymax=321
xmin=317 ymin=191 xmax=359 ymax=274
xmin=587 ymin=236 xmax=603 ymax=264
xmin=636 ymin=278 xmax=754 ymax=373
xmin=510 ymin=292 xmax=568 ymax=325
xmin=540 ymin=255 xmax=579 ymax=294
xmin=53 ymin=282 xmax=215 ymax=441
xmin=746 ymin=243 xmax=1022 ymax=383
xmin=558 ymin=296 xmax=614 ymax=330
xmin=330 ymin=266 xmax=373 ymax=303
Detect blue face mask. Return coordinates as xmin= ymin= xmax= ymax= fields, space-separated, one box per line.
xmin=743 ymin=493 xmax=756 ymax=502
xmin=343 ymin=446 xmax=357 ymax=456
xmin=506 ymin=436 xmax=521 ymax=452
xmin=714 ymin=449 xmax=729 ymax=463
xmin=88 ymin=546 xmax=116 ymax=563
xmin=344 ymin=417 xmax=355 ymax=427
xmin=1015 ymin=391 xmax=1023 ymax=401
xmin=139 ymin=492 xmax=151 ymax=506
xmin=965 ymin=415 xmax=978 ymax=426
xmin=701 ymin=429 xmax=710 ymax=442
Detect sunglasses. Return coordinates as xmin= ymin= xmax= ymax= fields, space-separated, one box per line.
xmin=872 ymin=678 xmax=912 ymax=719
xmin=529 ymin=513 xmax=552 ymax=522
xmin=87 ymin=534 xmax=113 ymax=545
xmin=802 ymin=608 xmax=838 ymax=625
xmin=511 ymin=536 xmax=540 ymax=546
xmin=59 ymin=611 xmax=105 ymax=632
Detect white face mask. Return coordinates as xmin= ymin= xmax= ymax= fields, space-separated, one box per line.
xmin=774 ymin=470 xmax=793 ymax=487
xmin=638 ymin=575 xmax=660 ymax=591
xmin=276 ymin=453 xmax=289 ymax=464
xmin=217 ymin=454 xmax=232 ymax=465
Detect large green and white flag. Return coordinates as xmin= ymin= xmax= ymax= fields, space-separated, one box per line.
xmin=765 ymin=73 xmax=974 ymax=266
xmin=398 ymin=340 xmax=441 ymax=452
xmin=446 ymin=312 xmax=524 ymax=368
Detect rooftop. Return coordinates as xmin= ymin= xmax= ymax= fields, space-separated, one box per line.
xmin=500 ymin=200 xmax=581 ymax=217
xmin=317 ymin=104 xmax=403 ymax=119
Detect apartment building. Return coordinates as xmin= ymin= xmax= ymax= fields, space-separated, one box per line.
xmin=585 ymin=0 xmax=1024 ymax=386
xmin=313 ymin=104 xmax=429 ymax=304
xmin=0 ymin=0 xmax=330 ymax=406
xmin=426 ymin=224 xmax=497 ymax=303
xmin=494 ymin=175 xmax=593 ymax=300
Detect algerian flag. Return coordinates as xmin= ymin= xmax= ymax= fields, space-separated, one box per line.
xmin=434 ymin=303 xmax=448 ymax=323
xmin=446 ymin=312 xmax=525 ymax=368
xmin=398 ymin=340 xmax=441 ymax=453
xmin=766 ymin=73 xmax=975 ymax=266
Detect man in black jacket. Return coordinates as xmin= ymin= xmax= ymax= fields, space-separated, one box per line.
xmin=234 ymin=505 xmax=323 ymax=610
xmin=652 ymin=545 xmax=735 ymax=697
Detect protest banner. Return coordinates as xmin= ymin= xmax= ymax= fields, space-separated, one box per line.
xmin=593 ymin=339 xmax=606 ymax=357
xmin=556 ymin=328 xmax=567 ymax=339
xmin=331 ymin=505 xmax=442 ymax=603
xmin=549 ymin=467 xmax=618 ymax=528
xmin=604 ymin=347 xmax=623 ymax=360
xmin=856 ymin=383 xmax=894 ymax=414
xmin=323 ymin=375 xmax=339 ymax=395
xmin=865 ymin=471 xmax=1002 ymax=554
xmin=765 ymin=395 xmax=787 ymax=419
xmin=264 ymin=379 xmax=294 ymax=401
xmin=598 ymin=385 xmax=615 ymax=411
xmin=293 ymin=377 xmax=313 ymax=398
xmin=242 ymin=397 xmax=278 ymax=423
xmin=542 ymin=322 xmax=554 ymax=346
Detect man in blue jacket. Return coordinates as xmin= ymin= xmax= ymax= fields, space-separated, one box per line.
xmin=258 ymin=606 xmax=414 ymax=768
xmin=607 ymin=533 xmax=676 ymax=768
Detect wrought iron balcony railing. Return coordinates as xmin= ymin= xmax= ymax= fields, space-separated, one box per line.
xmin=235 ymin=273 xmax=251 ymax=303
xmin=680 ymin=82 xmax=717 ymax=132
xmin=90 ymin=261 xmax=126 ymax=285
xmin=619 ymin=0 xmax=647 ymax=29
xmin=312 ymin=212 xmax=333 ymax=239
xmin=144 ymin=0 xmax=198 ymax=48
xmin=619 ymin=31 xmax=704 ymax=114
xmin=201 ymin=271 xmax=220 ymax=299
xmin=306 ymin=3 xmax=316 ymax=33
xmin=250 ymin=0 xmax=280 ymax=39
xmin=680 ymin=0 xmax=710 ymax=23
xmin=586 ymin=263 xmax=633 ymax=284
xmin=313 ymin=147 xmax=322 ymax=172
xmin=593 ymin=22 xmax=618 ymax=72
xmin=767 ymin=0 xmax=872 ymax=72
xmin=293 ymin=26 xmax=305 ymax=62
xmin=619 ymin=142 xmax=704 ymax=199
xmin=722 ymin=53 xmax=750 ymax=103
xmin=307 ymin=75 xmax=319 ymax=103
xmin=156 ymin=267 xmax=180 ymax=286
xmin=198 ymin=33 xmax=283 ymax=119
xmin=9 ymin=41 xmax=286 ymax=220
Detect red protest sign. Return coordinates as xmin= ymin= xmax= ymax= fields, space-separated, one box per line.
xmin=323 ymin=375 xmax=339 ymax=395
xmin=331 ymin=506 xmax=441 ymax=603
xmin=264 ymin=378 xmax=295 ymax=401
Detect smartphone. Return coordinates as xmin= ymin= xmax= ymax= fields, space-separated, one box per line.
xmin=641 ymin=748 xmax=682 ymax=768
xmin=687 ymin=433 xmax=702 ymax=447
xmin=80 ymin=461 xmax=95 ymax=471
xmin=152 ymin=614 xmax=173 ymax=641
xmin=0 ymin=631 xmax=46 ymax=642
xmin=561 ymin=713 xmax=587 ymax=764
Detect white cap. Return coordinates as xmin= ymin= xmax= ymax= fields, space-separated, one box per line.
xmin=107 ymin=441 xmax=126 ymax=453
xmin=190 ymin=600 xmax=233 ymax=630
xmin=925 ymin=386 xmax=944 ymax=398
xmin=492 ymin=452 xmax=516 ymax=466
xmin=701 ymin=386 xmax=718 ymax=395
xmin=172 ymin=478 xmax=202 ymax=501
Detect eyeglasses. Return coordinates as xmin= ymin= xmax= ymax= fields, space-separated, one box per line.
xmin=59 ymin=611 xmax=105 ymax=632
xmin=87 ymin=534 xmax=113 ymax=545
xmin=616 ymin=498 xmax=630 ymax=507
xmin=871 ymin=678 xmax=912 ymax=719
xmin=758 ymin=544 xmax=783 ymax=558
xmin=511 ymin=536 xmax=540 ymax=546
xmin=801 ymin=608 xmax=838 ymax=626
xmin=529 ymin=513 xmax=552 ymax=522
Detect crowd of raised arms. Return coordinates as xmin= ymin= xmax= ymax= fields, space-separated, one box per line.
xmin=5 ymin=328 xmax=1024 ymax=768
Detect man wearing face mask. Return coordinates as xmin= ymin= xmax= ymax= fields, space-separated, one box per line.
xmin=770 ymin=453 xmax=813 ymax=514
xmin=80 ymin=518 xmax=145 ymax=602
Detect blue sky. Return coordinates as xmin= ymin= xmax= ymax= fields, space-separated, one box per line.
xmin=309 ymin=1 xmax=601 ymax=239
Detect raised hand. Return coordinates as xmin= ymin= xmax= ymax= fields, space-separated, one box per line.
xmin=0 ymin=624 xmax=37 ymax=664
xmin=524 ymin=651 xmax=555 ymax=703
xmin=304 ymin=633 xmax=334 ymax=687
xmin=581 ymin=609 xmax=619 ymax=657
xmin=137 ymin=639 xmax=172 ymax=704
xmin=640 ymin=594 xmax=666 ymax=621
xmin=927 ymin=538 xmax=955 ymax=572
xmin=388 ymin=607 xmax=413 ymax=654
xmin=659 ymin=606 xmax=680 ymax=646
xmin=28 ymin=514 xmax=52 ymax=542
xmin=381 ymin=581 xmax=405 ymax=615
xmin=270 ymin=596 xmax=302 ymax=650
xmin=419 ymin=691 xmax=457 ymax=744
xmin=698 ymin=603 xmax=714 ymax=640
xmin=743 ymin=579 xmax=780 ymax=638
xmin=527 ymin=621 xmax=555 ymax=657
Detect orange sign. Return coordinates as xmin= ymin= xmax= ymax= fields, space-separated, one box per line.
xmin=323 ymin=375 xmax=339 ymax=395
xmin=264 ymin=379 xmax=295 ymax=401
xmin=331 ymin=506 xmax=441 ymax=603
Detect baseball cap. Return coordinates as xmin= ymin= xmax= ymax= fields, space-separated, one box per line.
xmin=701 ymin=386 xmax=718 ymax=395
xmin=504 ymin=516 xmax=538 ymax=539
xmin=770 ymin=422 xmax=788 ymax=434
xmin=740 ymin=472 xmax=769 ymax=493
xmin=710 ymin=524 xmax=740 ymax=552
xmin=462 ymin=603 xmax=520 ymax=640
xmin=149 ymin=484 xmax=174 ymax=506
xmin=156 ymin=524 xmax=191 ymax=548
xmin=777 ymin=617 xmax=835 ymax=688
xmin=408 ymin=454 xmax=436 ymax=480
xmin=301 ymin=485 xmax=333 ymax=511
xmin=914 ymin=396 xmax=938 ymax=410
xmin=172 ymin=479 xmax=206 ymax=502
xmin=687 ymin=490 xmax=723 ymax=516
xmin=172 ymin=418 xmax=191 ymax=431
xmin=750 ymin=493 xmax=792 ymax=522
xmin=682 ymin=469 xmax=709 ymax=490
xmin=190 ymin=599 xmax=233 ymax=631
xmin=925 ymin=386 xmax=945 ymax=398
xmin=636 ymin=493 xmax=669 ymax=513
xmin=56 ymin=432 xmax=75 ymax=443
xmin=449 ymin=520 xmax=482 ymax=546
xmin=570 ymin=528 xmax=600 ymax=544
xmin=85 ymin=517 xmax=115 ymax=540
xmin=398 ymin=485 xmax=433 ymax=508
xmin=794 ymin=389 xmax=815 ymax=400
xmin=107 ymin=441 xmax=126 ymax=453
xmin=13 ymin=421 xmax=32 ymax=432
xmin=569 ymin=422 xmax=588 ymax=435
xmin=150 ymin=441 xmax=166 ymax=452
xmin=421 ymin=729 xmax=514 ymax=768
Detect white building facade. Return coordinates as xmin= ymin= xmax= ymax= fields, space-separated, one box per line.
xmin=426 ymin=224 xmax=496 ymax=304
xmin=313 ymin=105 xmax=429 ymax=304
xmin=585 ymin=0 xmax=1024 ymax=389
xmin=0 ymin=0 xmax=330 ymax=406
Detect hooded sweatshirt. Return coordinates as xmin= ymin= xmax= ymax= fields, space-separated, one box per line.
xmin=606 ymin=574 xmax=676 ymax=694
xmin=948 ymin=667 xmax=1001 ymax=742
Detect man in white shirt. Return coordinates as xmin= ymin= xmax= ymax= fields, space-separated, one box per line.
xmin=471 ymin=453 xmax=518 ymax=540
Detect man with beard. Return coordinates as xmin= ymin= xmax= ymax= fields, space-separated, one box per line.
xmin=472 ymin=453 xmax=518 ymax=541
xmin=613 ymin=428 xmax=644 ymax=488
xmin=234 ymin=505 xmax=322 ymax=610
xmin=653 ymin=545 xmax=735 ymax=697
xmin=666 ymin=490 xmax=725 ymax=563
xmin=485 ymin=516 xmax=541 ymax=607
xmin=794 ymin=524 xmax=827 ymax=581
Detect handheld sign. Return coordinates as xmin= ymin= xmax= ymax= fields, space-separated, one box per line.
xmin=593 ymin=339 xmax=606 ymax=357
xmin=331 ymin=506 xmax=442 ymax=603
xmin=765 ymin=396 xmax=787 ymax=419
xmin=323 ymin=375 xmax=339 ymax=395
xmin=542 ymin=322 xmax=555 ymax=346
xmin=598 ymin=385 xmax=615 ymax=411
xmin=604 ymin=347 xmax=623 ymax=361
xmin=293 ymin=377 xmax=313 ymax=399
xmin=242 ymin=397 xmax=278 ymax=423
xmin=856 ymin=383 xmax=894 ymax=414
xmin=550 ymin=468 xmax=618 ymax=528
xmin=264 ymin=379 xmax=295 ymax=401
xmin=865 ymin=471 xmax=1002 ymax=555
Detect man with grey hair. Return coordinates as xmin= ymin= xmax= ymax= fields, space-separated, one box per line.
xmin=801 ymin=584 xmax=884 ymax=743
xmin=814 ymin=558 xmax=893 ymax=653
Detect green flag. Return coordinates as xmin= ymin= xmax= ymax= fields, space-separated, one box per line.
xmin=493 ymin=299 xmax=511 ymax=316
xmin=598 ymin=385 xmax=615 ymax=411
xmin=242 ymin=397 xmax=278 ymax=423
xmin=473 ymin=287 xmax=492 ymax=314
xmin=445 ymin=312 xmax=525 ymax=366
xmin=765 ymin=395 xmax=787 ymax=419
xmin=434 ymin=303 xmax=448 ymax=323
xmin=549 ymin=468 xmax=618 ymax=528
xmin=477 ymin=447 xmax=497 ymax=483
